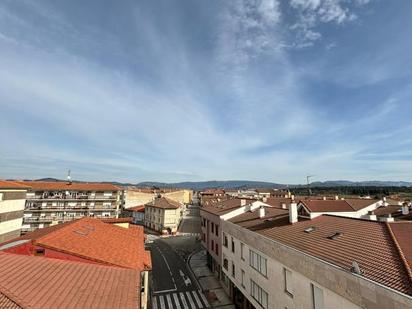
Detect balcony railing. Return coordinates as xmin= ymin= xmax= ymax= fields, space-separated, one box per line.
xmin=27 ymin=195 xmax=117 ymax=201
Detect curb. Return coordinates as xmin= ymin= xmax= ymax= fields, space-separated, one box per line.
xmin=187 ymin=248 xmax=204 ymax=291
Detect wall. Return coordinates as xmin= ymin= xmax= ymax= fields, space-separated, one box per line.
xmin=221 ymin=219 xmax=412 ymax=309
xmin=124 ymin=190 xmax=154 ymax=209
xmin=0 ymin=189 xmax=26 ymax=242
xmin=200 ymin=209 xmax=222 ymax=266
xmin=163 ymin=190 xmax=193 ymax=205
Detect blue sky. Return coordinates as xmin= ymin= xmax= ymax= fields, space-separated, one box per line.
xmin=0 ymin=0 xmax=411 ymax=184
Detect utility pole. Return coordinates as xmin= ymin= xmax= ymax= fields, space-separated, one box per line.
xmin=307 ymin=175 xmax=315 ymax=196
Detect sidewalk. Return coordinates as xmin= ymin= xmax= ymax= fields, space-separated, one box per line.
xmin=188 ymin=249 xmax=235 ymax=309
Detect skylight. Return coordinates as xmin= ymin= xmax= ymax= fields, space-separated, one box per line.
xmin=304 ymin=226 xmax=316 ymax=233
xmin=327 ymin=232 xmax=343 ymax=240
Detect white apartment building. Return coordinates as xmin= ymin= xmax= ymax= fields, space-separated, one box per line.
xmin=0 ymin=181 xmax=29 ymax=242
xmin=17 ymin=181 xmax=122 ymax=233
xmin=221 ymin=203 xmax=412 ymax=309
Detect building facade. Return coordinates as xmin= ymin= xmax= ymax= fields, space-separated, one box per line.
xmin=0 ymin=181 xmax=28 ymax=242
xmin=17 ymin=181 xmax=122 ymax=234
xmin=144 ymin=197 xmax=182 ymax=234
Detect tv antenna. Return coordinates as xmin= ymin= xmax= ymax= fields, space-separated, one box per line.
xmin=67 ymin=170 xmax=72 ymax=185
xmin=306 ymin=175 xmax=315 ymax=196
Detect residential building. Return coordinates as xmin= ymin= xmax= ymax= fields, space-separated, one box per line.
xmin=124 ymin=188 xmax=193 ymax=209
xmin=0 ymin=252 xmax=143 ymax=309
xmin=123 ymin=205 xmax=145 ymax=224
xmin=16 ymin=181 xmax=122 ymax=234
xmin=297 ymin=197 xmax=383 ymax=219
xmin=144 ymin=197 xmax=182 ymax=234
xmin=0 ymin=181 xmax=29 ymax=242
xmin=0 ymin=217 xmax=152 ymax=308
xmin=221 ymin=202 xmax=412 ymax=309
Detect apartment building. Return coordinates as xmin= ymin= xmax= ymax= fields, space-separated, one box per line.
xmin=124 ymin=188 xmax=192 ymax=209
xmin=17 ymin=181 xmax=122 ymax=234
xmin=220 ymin=202 xmax=412 ymax=309
xmin=0 ymin=181 xmax=29 ymax=242
xmin=144 ymin=197 xmax=182 ymax=234
xmin=0 ymin=217 xmax=152 ymax=309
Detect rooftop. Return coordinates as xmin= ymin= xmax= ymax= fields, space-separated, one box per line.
xmin=229 ymin=211 xmax=412 ymax=296
xmin=0 ymin=252 xmax=140 ymax=309
xmin=201 ymin=198 xmax=255 ymax=216
xmin=1 ymin=217 xmax=151 ymax=270
xmin=15 ymin=181 xmax=120 ymax=191
xmin=299 ymin=198 xmax=380 ymax=213
xmin=0 ymin=180 xmax=30 ymax=190
xmin=146 ymin=197 xmax=180 ymax=209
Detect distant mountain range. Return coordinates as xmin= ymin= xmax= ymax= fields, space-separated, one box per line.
xmin=20 ymin=178 xmax=412 ymax=190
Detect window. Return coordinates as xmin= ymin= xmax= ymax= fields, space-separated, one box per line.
xmin=0 ymin=192 xmax=3 ymax=201
xmin=231 ymin=237 xmax=235 ymax=253
xmin=34 ymin=248 xmax=45 ymax=256
xmin=241 ymin=243 xmax=245 ymax=261
xmin=215 ymin=243 xmax=219 ymax=255
xmin=311 ymin=284 xmax=324 ymax=309
xmin=211 ymin=222 xmax=214 ymax=233
xmin=223 ymin=258 xmax=228 ymax=270
xmin=215 ymin=224 xmax=219 ymax=236
xmin=223 ymin=233 xmax=228 ymax=247
xmin=211 ymin=240 xmax=214 ymax=250
xmin=241 ymin=269 xmax=245 ymax=287
xmin=249 ymin=250 xmax=267 ymax=277
xmin=284 ymin=268 xmax=293 ymax=297
xmin=250 ymin=279 xmax=268 ymax=309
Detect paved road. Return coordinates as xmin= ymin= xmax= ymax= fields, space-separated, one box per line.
xmin=148 ymin=237 xmax=209 ymax=309
xmin=178 ymin=204 xmax=201 ymax=236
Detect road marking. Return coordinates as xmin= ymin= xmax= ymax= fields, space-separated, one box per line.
xmin=179 ymin=292 xmax=189 ymax=309
xmin=186 ymin=291 xmax=196 ymax=308
xmin=166 ymin=294 xmax=173 ymax=309
xmin=153 ymin=244 xmax=177 ymax=290
xmin=153 ymin=288 xmax=177 ymax=294
xmin=192 ymin=290 xmax=203 ymax=308
xmin=152 ymin=297 xmax=158 ymax=309
xmin=173 ymin=293 xmax=181 ymax=309
xmin=199 ymin=290 xmax=210 ymax=307
xmin=159 ymin=295 xmax=165 ymax=309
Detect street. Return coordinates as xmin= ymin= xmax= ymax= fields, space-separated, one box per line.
xmin=178 ymin=202 xmax=202 ymax=237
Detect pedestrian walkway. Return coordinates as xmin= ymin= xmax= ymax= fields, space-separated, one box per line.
xmin=152 ymin=289 xmax=210 ymax=309
xmin=188 ymin=250 xmax=235 ymax=309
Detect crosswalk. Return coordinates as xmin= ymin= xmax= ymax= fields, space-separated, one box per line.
xmin=152 ymin=290 xmax=209 ymax=309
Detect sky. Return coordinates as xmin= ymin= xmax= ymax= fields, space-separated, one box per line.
xmin=0 ymin=0 xmax=411 ymax=184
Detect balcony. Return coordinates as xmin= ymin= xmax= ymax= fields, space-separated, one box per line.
xmin=27 ymin=195 xmax=117 ymax=201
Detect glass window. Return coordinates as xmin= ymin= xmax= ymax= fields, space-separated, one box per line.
xmin=240 ymin=243 xmax=245 ymax=260
xmin=249 ymin=250 xmax=267 ymax=277
xmin=284 ymin=268 xmax=293 ymax=297
xmin=312 ymin=284 xmax=324 ymax=309
xmin=250 ymin=279 xmax=268 ymax=309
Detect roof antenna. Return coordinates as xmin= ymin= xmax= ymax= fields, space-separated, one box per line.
xmin=306 ymin=175 xmax=315 ymax=196
xmin=67 ymin=170 xmax=72 ymax=185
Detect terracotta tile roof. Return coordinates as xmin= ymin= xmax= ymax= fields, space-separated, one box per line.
xmin=128 ymin=205 xmax=145 ymax=212
xmin=100 ymin=217 xmax=133 ymax=224
xmin=146 ymin=197 xmax=180 ymax=209
xmin=373 ymin=205 xmax=402 ymax=216
xmin=201 ymin=198 xmax=255 ymax=216
xmin=16 ymin=181 xmax=120 ymax=191
xmin=388 ymin=222 xmax=412 ymax=279
xmin=229 ymin=212 xmax=412 ymax=295
xmin=263 ymin=197 xmax=293 ymax=208
xmin=0 ymin=180 xmax=30 ymax=190
xmin=3 ymin=218 xmax=151 ymax=270
xmin=0 ymin=252 xmax=140 ymax=309
xmin=300 ymin=198 xmax=379 ymax=212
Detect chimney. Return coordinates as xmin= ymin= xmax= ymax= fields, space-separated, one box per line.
xmin=262 ymin=197 xmax=267 ymax=203
xmin=402 ymin=203 xmax=409 ymax=215
xmin=289 ymin=202 xmax=298 ymax=224
xmin=291 ymin=194 xmax=295 ymax=201
xmin=241 ymin=199 xmax=247 ymax=206
xmin=335 ymin=195 xmax=339 ymax=200
xmin=383 ymin=197 xmax=389 ymax=207
xmin=323 ymin=196 xmax=327 ymax=201
xmin=67 ymin=170 xmax=72 ymax=185
xmin=366 ymin=211 xmax=377 ymax=221
xmin=281 ymin=203 xmax=287 ymax=209
xmin=259 ymin=207 xmax=265 ymax=218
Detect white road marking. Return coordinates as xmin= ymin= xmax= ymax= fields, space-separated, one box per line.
xmin=154 ymin=244 xmax=177 ymax=290
xmin=152 ymin=297 xmax=158 ymax=309
xmin=159 ymin=295 xmax=165 ymax=309
xmin=185 ymin=291 xmax=196 ymax=308
xmin=179 ymin=292 xmax=189 ymax=309
xmin=192 ymin=290 xmax=203 ymax=308
xmin=154 ymin=288 xmax=177 ymax=294
xmin=166 ymin=294 xmax=173 ymax=309
xmin=199 ymin=291 xmax=210 ymax=307
xmin=173 ymin=293 xmax=181 ymax=309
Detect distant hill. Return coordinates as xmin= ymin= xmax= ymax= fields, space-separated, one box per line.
xmin=12 ymin=178 xmax=410 ymax=189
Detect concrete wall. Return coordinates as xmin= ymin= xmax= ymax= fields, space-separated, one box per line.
xmin=144 ymin=206 xmax=181 ymax=234
xmin=221 ymin=219 xmax=412 ymax=309
xmin=200 ymin=209 xmax=222 ymax=266
xmin=163 ymin=190 xmax=193 ymax=205
xmin=124 ymin=190 xmax=154 ymax=209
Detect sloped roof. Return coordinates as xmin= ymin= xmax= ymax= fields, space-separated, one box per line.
xmin=16 ymin=181 xmax=120 ymax=191
xmin=128 ymin=205 xmax=145 ymax=212
xmin=300 ymin=198 xmax=379 ymax=213
xmin=146 ymin=197 xmax=180 ymax=209
xmin=202 ymin=198 xmax=255 ymax=216
xmin=229 ymin=213 xmax=412 ymax=296
xmin=2 ymin=218 xmax=151 ymax=270
xmin=0 ymin=180 xmax=30 ymax=190
xmin=262 ymin=197 xmax=293 ymax=208
xmin=0 ymin=252 xmax=140 ymax=309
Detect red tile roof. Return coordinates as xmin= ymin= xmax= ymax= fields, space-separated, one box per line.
xmin=300 ymin=198 xmax=379 ymax=213
xmin=100 ymin=217 xmax=133 ymax=224
xmin=230 ymin=212 xmax=412 ymax=295
xmin=388 ymin=222 xmax=412 ymax=281
xmin=146 ymin=197 xmax=180 ymax=209
xmin=0 ymin=180 xmax=30 ymax=190
xmin=263 ymin=197 xmax=293 ymax=208
xmin=0 ymin=252 xmax=141 ymax=309
xmin=3 ymin=218 xmax=151 ymax=270
xmin=16 ymin=181 xmax=120 ymax=191
xmin=202 ymin=198 xmax=255 ymax=216
xmin=128 ymin=205 xmax=146 ymax=212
